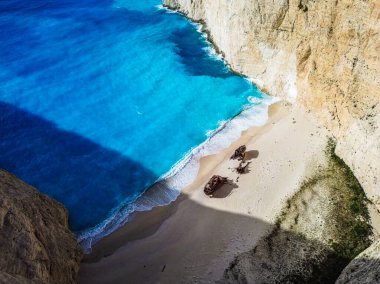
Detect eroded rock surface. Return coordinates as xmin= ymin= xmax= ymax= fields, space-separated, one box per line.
xmin=0 ymin=170 xmax=83 ymax=284
xmin=336 ymin=238 xmax=380 ymax=284
xmin=223 ymin=141 xmax=374 ymax=283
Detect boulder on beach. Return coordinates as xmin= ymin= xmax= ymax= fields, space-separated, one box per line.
xmin=230 ymin=145 xmax=246 ymax=161
xmin=204 ymin=175 xmax=228 ymax=196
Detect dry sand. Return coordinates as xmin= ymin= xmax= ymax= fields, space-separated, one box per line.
xmin=79 ymin=101 xmax=332 ymax=283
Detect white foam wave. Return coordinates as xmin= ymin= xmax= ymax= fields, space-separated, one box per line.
xmin=155 ymin=4 xmax=178 ymax=14
xmin=245 ymin=77 xmax=265 ymax=90
xmin=202 ymin=46 xmax=224 ymax=62
xmin=77 ymin=94 xmax=280 ymax=253
xmin=77 ymin=5 xmax=280 ymax=253
xmin=189 ymin=21 xmax=226 ymax=63
xmin=158 ymin=5 xmax=226 ymax=65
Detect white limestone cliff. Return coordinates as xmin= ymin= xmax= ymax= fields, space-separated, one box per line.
xmin=164 ymin=0 xmax=380 ymax=208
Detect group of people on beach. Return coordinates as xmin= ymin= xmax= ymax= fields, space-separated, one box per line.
xmin=204 ymin=145 xmax=251 ymax=196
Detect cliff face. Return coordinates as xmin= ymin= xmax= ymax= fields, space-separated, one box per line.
xmin=164 ymin=0 xmax=380 ymax=207
xmin=0 ymin=170 xmax=83 ymax=284
xmin=224 ymin=140 xmax=373 ymax=283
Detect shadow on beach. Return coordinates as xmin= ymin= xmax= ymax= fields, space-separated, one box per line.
xmin=79 ymin=191 xmax=363 ymax=284
xmin=211 ymin=179 xmax=239 ymax=198
xmin=244 ymin=150 xmax=259 ymax=160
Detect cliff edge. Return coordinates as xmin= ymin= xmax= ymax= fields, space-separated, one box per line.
xmin=0 ymin=170 xmax=83 ymax=284
xmin=163 ymin=0 xmax=380 ymax=210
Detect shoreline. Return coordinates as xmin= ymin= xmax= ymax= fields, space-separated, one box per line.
xmin=160 ymin=4 xmax=272 ymax=96
xmin=82 ymin=101 xmax=282 ymax=262
xmin=79 ymin=101 xmax=338 ymax=283
xmin=77 ymin=6 xmax=275 ymax=250
xmin=78 ymin=6 xmax=379 ymax=283
xmin=78 ymin=94 xmax=275 ymax=251
xmin=160 ymin=5 xmax=243 ymax=79
xmin=83 ymin=101 xmax=282 ymax=262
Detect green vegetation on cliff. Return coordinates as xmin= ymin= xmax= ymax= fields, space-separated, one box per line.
xmin=324 ymin=138 xmax=372 ymax=260
xmin=225 ymin=139 xmax=373 ymax=283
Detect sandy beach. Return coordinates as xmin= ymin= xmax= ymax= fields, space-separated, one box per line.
xmin=79 ymin=101 xmax=334 ymax=283
xmin=0 ymin=0 xmax=377 ymax=283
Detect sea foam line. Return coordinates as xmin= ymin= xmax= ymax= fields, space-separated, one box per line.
xmin=157 ymin=4 xmax=226 ymax=64
xmin=156 ymin=4 xmax=178 ymax=14
xmin=77 ymin=6 xmax=279 ymax=253
xmin=77 ymin=94 xmax=279 ymax=253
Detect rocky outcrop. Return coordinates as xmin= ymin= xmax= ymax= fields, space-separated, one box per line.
xmin=163 ymin=0 xmax=380 ymax=209
xmin=0 ymin=170 xmax=83 ymax=284
xmin=336 ymin=238 xmax=380 ymax=283
xmin=224 ymin=140 xmax=373 ymax=283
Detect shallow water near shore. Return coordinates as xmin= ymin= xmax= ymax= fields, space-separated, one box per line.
xmin=0 ymin=0 xmax=270 ymax=248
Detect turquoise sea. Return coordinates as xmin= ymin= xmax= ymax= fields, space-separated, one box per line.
xmin=0 ymin=0 xmax=273 ymax=249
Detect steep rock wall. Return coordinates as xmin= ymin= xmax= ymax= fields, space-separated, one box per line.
xmin=0 ymin=170 xmax=83 ymax=284
xmin=164 ymin=0 xmax=380 ymax=207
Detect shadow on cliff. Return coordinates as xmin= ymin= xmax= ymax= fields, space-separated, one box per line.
xmin=0 ymin=102 xmax=159 ymax=233
xmin=79 ymin=194 xmax=359 ymax=284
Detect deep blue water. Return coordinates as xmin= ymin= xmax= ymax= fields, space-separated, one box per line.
xmin=0 ymin=0 xmax=265 ymax=244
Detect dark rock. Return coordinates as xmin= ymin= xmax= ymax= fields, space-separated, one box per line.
xmin=204 ymin=175 xmax=228 ymax=196
xmin=0 ymin=170 xmax=83 ymax=284
xmin=230 ymin=145 xmax=247 ymax=161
